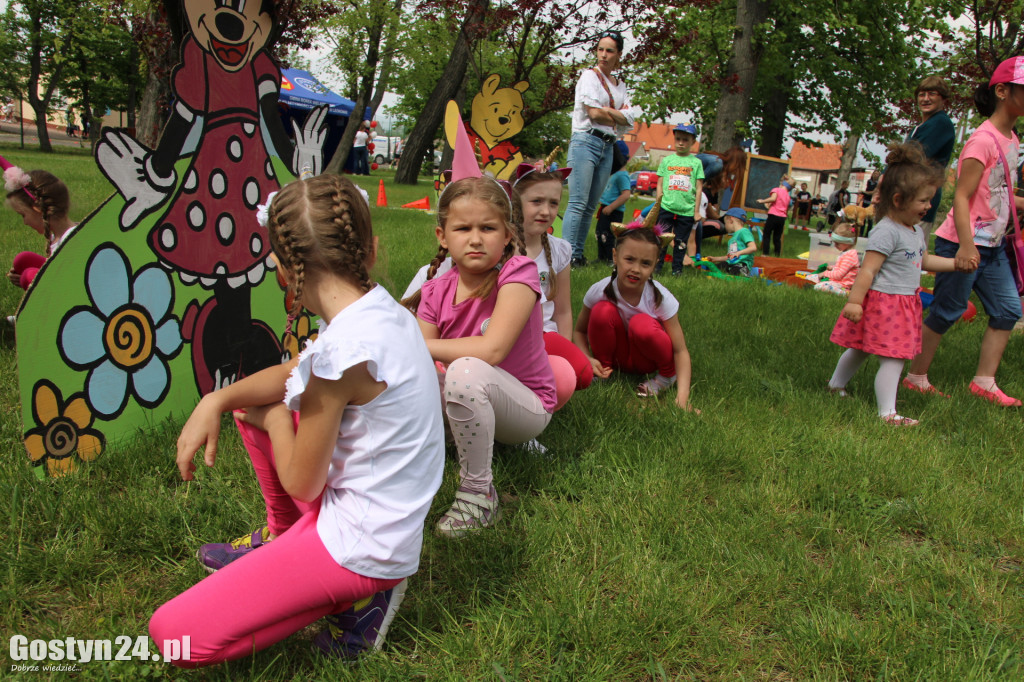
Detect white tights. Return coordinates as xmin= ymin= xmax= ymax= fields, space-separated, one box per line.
xmin=828 ymin=348 xmax=905 ymax=418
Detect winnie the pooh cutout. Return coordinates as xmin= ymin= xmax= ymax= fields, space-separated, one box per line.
xmin=17 ymin=0 xmax=327 ymax=477
xmin=460 ymin=74 xmax=529 ymax=181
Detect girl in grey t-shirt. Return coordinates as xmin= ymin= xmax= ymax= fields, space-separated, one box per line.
xmin=824 ymin=142 xmax=957 ymax=425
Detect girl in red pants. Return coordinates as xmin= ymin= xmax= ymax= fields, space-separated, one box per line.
xmin=573 ymin=224 xmax=698 ymax=411
xmin=513 ymin=163 xmax=594 ymax=392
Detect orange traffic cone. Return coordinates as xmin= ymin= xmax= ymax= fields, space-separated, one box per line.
xmin=376 ymin=179 xmax=388 ymax=207
xmin=632 ymin=209 xmax=642 ymax=219
xmin=402 ymin=196 xmax=431 ymax=210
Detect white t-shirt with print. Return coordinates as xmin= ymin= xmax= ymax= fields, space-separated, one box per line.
xmin=533 ymin=236 xmax=571 ymax=333
xmin=583 ymin=276 xmax=679 ymax=328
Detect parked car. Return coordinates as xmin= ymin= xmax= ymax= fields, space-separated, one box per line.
xmin=629 ymin=171 xmax=658 ymax=195
xmin=372 ymin=136 xmax=403 ymax=165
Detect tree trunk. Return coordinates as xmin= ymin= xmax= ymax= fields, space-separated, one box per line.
xmin=758 ymin=86 xmax=789 ymax=158
xmin=26 ymin=11 xmax=63 ymax=153
xmin=394 ymin=0 xmax=489 ymax=184
xmin=126 ymin=41 xmax=138 ymax=131
xmin=836 ymin=133 xmax=860 ymax=187
xmin=137 ymin=3 xmax=183 ymax=147
xmin=137 ymin=69 xmax=170 ymax=147
xmin=325 ymin=9 xmax=390 ymax=174
xmin=710 ymin=0 xmax=773 ymax=153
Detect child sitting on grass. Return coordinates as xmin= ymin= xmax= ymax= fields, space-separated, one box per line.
xmin=810 ymin=222 xmax=860 ymax=295
xmin=155 ymin=174 xmax=444 ymax=666
xmin=706 ymin=207 xmax=757 ymax=276
xmin=3 ymin=160 xmax=77 ymax=292
xmin=573 ymin=223 xmax=697 ymax=410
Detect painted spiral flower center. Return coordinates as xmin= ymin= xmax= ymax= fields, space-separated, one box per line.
xmin=44 ymin=417 xmax=78 ymax=458
xmin=104 ymin=306 xmax=154 ymax=370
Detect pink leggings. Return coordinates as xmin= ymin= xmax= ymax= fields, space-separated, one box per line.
xmin=587 ymin=301 xmax=675 ymax=377
xmin=149 ymin=417 xmax=401 ymax=668
xmin=11 ymin=251 xmax=44 ymax=290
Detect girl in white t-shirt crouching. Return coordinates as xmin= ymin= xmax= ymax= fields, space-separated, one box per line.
xmin=152 ymin=174 xmax=444 ymax=667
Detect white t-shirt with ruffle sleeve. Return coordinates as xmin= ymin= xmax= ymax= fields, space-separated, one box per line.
xmin=284 ymin=284 xmax=444 ymax=579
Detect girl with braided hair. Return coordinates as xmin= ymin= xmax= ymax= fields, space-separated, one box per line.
xmin=409 ymin=176 xmax=557 ymax=537
xmin=3 ymin=165 xmax=76 ymax=292
xmin=573 ymin=224 xmax=698 ymax=410
xmin=153 ymin=174 xmax=444 ymax=666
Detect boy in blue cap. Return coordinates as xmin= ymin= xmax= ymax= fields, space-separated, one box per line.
xmin=706 ymin=207 xmax=757 ymax=276
xmin=655 ymin=124 xmax=704 ymax=274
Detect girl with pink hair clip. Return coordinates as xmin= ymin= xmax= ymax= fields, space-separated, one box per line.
xmin=3 ymin=156 xmax=76 ymax=296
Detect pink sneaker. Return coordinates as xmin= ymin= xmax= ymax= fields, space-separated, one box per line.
xmin=968 ymin=382 xmax=1022 ymax=407
xmin=901 ymin=377 xmax=948 ymax=398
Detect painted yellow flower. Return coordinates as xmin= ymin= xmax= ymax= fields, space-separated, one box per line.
xmin=24 ymin=380 xmax=104 ymax=477
xmin=282 ymin=313 xmax=318 ymax=360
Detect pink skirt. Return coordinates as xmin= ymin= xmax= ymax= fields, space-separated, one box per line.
xmin=830 ymin=290 xmax=922 ymax=359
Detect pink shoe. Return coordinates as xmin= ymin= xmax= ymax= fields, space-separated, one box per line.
xmin=882 ymin=414 xmax=919 ymax=426
xmin=901 ymin=377 xmax=948 ymax=398
xmin=968 ymin=382 xmax=1022 ymax=407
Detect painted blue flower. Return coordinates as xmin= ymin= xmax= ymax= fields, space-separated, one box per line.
xmin=59 ymin=245 xmax=183 ymax=418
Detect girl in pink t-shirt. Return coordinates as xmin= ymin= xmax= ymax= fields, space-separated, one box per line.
xmin=757 ymin=176 xmax=792 ymax=256
xmin=409 ymin=177 xmax=556 ymax=537
xmin=812 ymin=221 xmax=860 ymax=295
xmin=906 ymin=56 xmax=1024 ymax=406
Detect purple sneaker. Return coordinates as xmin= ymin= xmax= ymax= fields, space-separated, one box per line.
xmin=313 ymin=578 xmax=408 ymax=660
xmin=196 ymin=526 xmax=270 ymax=573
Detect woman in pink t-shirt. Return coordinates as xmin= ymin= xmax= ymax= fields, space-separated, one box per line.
xmin=407 ymin=177 xmax=556 ymax=537
xmin=757 ymin=176 xmax=792 ymax=256
xmin=906 ymin=56 xmax=1024 ymax=406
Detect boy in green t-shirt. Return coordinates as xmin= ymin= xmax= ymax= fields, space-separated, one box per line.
xmin=655 ymin=124 xmax=704 ymax=274
xmin=707 ymin=207 xmax=757 ymax=277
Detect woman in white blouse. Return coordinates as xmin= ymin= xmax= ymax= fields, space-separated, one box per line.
xmin=562 ymin=30 xmax=635 ymax=267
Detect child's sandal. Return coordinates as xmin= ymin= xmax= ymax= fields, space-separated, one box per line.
xmin=882 ymin=414 xmax=919 ymax=427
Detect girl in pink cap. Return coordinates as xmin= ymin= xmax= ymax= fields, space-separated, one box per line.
xmin=905 ymin=56 xmax=1024 ymax=406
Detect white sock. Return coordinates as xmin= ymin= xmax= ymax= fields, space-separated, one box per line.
xmin=972 ymin=376 xmax=996 ymax=391
xmin=905 ymin=372 xmax=932 ymax=389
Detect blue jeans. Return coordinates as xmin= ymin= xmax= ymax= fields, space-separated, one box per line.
xmin=925 ymin=237 xmax=1022 ymax=334
xmin=656 ymin=212 xmax=696 ymax=273
xmin=563 ymin=132 xmax=615 ymax=259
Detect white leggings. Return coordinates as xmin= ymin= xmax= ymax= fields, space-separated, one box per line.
xmin=828 ymin=349 xmax=905 ymax=418
xmin=443 ymin=357 xmax=552 ymax=495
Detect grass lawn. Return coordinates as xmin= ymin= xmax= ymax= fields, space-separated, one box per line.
xmin=1 ymin=144 xmax=1023 ymax=680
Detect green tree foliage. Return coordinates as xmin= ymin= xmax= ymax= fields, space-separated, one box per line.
xmin=631 ymin=0 xmax=961 ymax=158
xmin=61 ymin=7 xmax=142 ymax=149
xmin=5 ymin=0 xmax=78 ymax=152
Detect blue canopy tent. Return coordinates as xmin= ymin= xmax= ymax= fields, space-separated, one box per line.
xmin=278 ymin=69 xmax=371 ymax=171
xmin=279 ymin=68 xmax=356 ymax=117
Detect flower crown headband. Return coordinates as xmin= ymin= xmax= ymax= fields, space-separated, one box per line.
xmin=610 ymin=218 xmax=674 ymax=249
xmin=1 ymin=154 xmax=37 ymax=201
